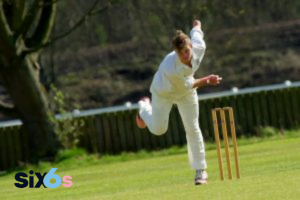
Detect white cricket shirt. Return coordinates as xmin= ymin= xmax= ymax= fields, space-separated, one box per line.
xmin=150 ymin=27 xmax=206 ymax=100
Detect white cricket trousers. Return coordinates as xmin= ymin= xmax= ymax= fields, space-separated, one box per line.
xmin=139 ymin=90 xmax=207 ymax=170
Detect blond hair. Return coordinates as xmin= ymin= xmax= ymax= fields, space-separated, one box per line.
xmin=172 ymin=30 xmax=191 ymax=51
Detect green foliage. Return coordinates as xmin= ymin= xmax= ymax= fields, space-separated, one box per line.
xmin=258 ymin=126 xmax=279 ymax=138
xmin=49 ymin=85 xmax=85 ymax=149
xmin=95 ymin=24 xmax=108 ymax=47
xmin=55 ymin=148 xmax=87 ymax=162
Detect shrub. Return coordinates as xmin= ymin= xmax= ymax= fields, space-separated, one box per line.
xmin=258 ymin=126 xmax=278 ymax=138
xmin=49 ymin=85 xmax=85 ymax=149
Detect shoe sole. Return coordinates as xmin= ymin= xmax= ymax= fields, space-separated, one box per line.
xmin=136 ymin=97 xmax=150 ymax=129
xmin=140 ymin=97 xmax=150 ymax=103
xmin=136 ymin=113 xmax=146 ymax=129
xmin=195 ymin=180 xmax=208 ymax=185
xmin=195 ymin=181 xmax=207 ymax=185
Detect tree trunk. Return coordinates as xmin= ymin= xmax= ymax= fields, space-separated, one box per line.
xmin=0 ymin=54 xmax=58 ymax=163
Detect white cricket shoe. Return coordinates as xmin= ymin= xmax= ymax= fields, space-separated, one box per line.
xmin=195 ymin=170 xmax=208 ymax=185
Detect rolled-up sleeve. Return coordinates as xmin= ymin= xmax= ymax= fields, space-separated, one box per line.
xmin=190 ymin=27 xmax=206 ymax=51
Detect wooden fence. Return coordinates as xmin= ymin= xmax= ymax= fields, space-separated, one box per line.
xmin=0 ymin=84 xmax=300 ymax=171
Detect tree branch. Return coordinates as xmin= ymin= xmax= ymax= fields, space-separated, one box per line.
xmin=0 ymin=100 xmax=17 ymax=117
xmin=0 ymin=0 xmax=12 ymax=37
xmin=14 ymin=0 xmax=41 ymax=39
xmin=0 ymin=0 xmax=14 ymax=56
xmin=89 ymin=3 xmax=111 ymax=16
xmin=25 ymin=0 xmax=113 ymax=53
xmin=0 ymin=100 xmax=14 ymax=109
xmin=26 ymin=0 xmax=57 ymax=48
xmin=49 ymin=0 xmax=108 ymax=42
xmin=11 ymin=0 xmax=25 ymax=31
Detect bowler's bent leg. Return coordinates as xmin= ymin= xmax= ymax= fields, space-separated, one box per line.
xmin=139 ymin=93 xmax=172 ymax=135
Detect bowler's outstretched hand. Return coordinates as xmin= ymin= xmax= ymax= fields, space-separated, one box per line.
xmin=207 ymin=74 xmax=222 ymax=85
xmin=193 ymin=20 xmax=201 ymax=29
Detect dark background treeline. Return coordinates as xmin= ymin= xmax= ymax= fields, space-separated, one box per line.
xmin=35 ymin=0 xmax=300 ymax=110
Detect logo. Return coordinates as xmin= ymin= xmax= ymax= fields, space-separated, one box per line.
xmin=14 ymin=168 xmax=73 ymax=188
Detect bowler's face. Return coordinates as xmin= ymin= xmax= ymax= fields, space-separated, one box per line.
xmin=176 ymin=44 xmax=192 ymax=63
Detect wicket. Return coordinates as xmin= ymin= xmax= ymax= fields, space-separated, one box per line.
xmin=212 ymin=107 xmax=240 ymax=180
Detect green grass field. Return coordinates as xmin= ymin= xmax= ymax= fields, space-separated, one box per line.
xmin=1 ymin=136 xmax=300 ymax=200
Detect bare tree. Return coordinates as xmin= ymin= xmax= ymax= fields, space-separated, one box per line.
xmin=0 ymin=0 xmax=115 ymax=162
